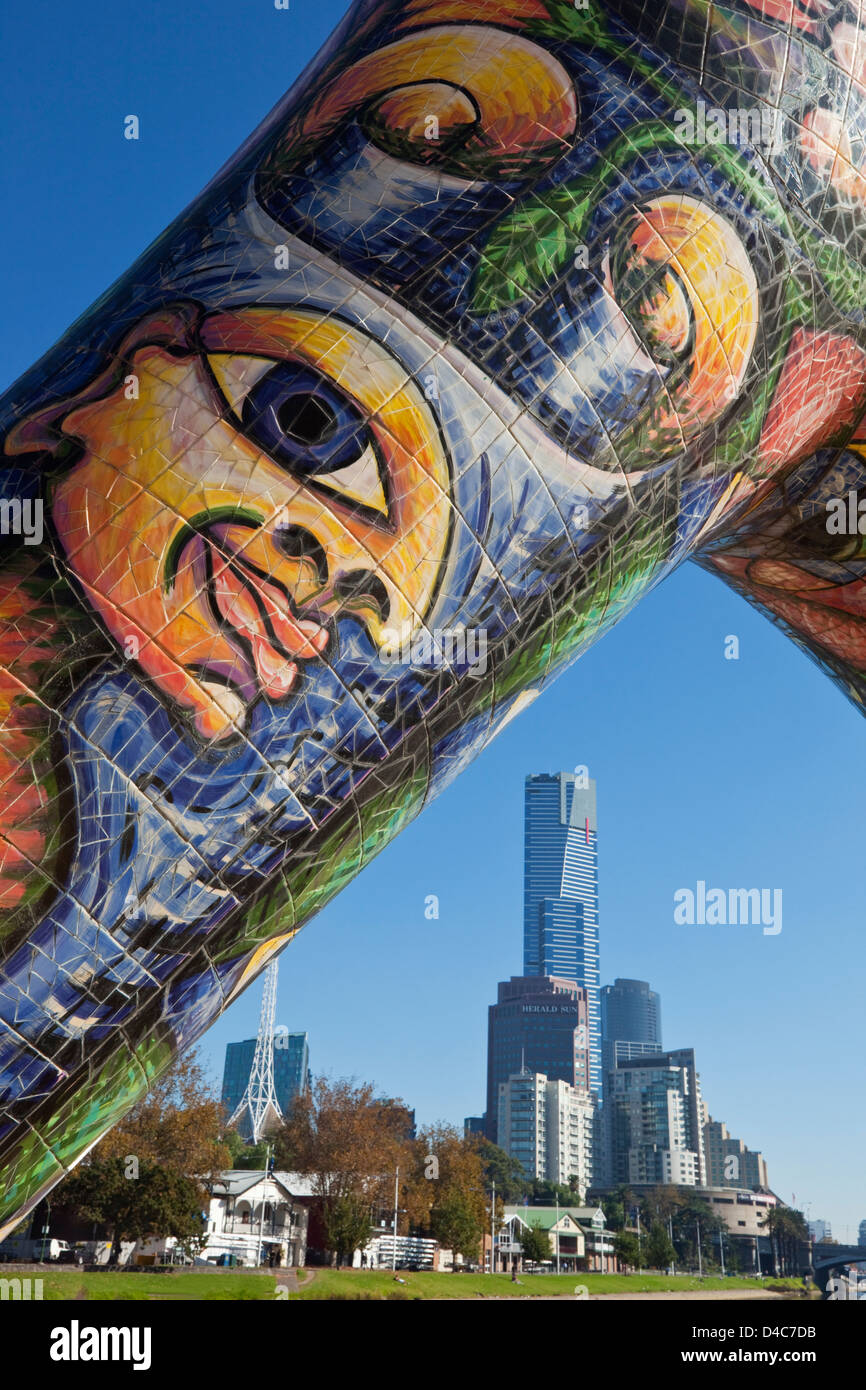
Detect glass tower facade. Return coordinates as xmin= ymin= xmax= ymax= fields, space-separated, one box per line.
xmin=221 ymin=1031 xmax=311 ymax=1139
xmin=601 ymin=978 xmax=662 ymax=1078
xmin=523 ymin=772 xmax=600 ymax=1094
xmin=601 ymin=978 xmax=662 ymax=1050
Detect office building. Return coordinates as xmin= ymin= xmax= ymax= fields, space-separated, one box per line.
xmin=808 ymin=1218 xmax=833 ymax=1244
xmin=221 ymin=1031 xmax=310 ymax=1138
xmin=704 ymin=1117 xmax=769 ymax=1190
xmin=523 ymin=772 xmax=600 ymax=1093
xmin=485 ymin=975 xmax=590 ymax=1139
xmin=859 ymin=1219 xmax=866 ymax=1249
xmin=463 ymin=1116 xmax=486 ymax=1138
xmin=607 ymin=1048 xmax=706 ymax=1187
xmin=601 ymin=978 xmax=662 ymax=1076
xmin=497 ymin=1070 xmax=595 ymax=1195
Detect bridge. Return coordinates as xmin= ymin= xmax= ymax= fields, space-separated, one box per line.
xmin=811 ymin=1245 xmax=866 ymax=1298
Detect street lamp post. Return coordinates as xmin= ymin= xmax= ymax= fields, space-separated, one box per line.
xmin=392 ymin=1166 xmax=399 ymax=1272
xmin=636 ymin=1207 xmax=642 ymax=1276
xmin=256 ymin=1143 xmax=272 ymax=1268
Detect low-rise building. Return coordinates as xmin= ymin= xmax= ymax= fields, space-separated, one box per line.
xmin=201 ymin=1170 xmax=312 ymax=1267
xmin=499 ymin=1205 xmax=616 ymax=1273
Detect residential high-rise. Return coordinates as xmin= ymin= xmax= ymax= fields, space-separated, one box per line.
xmin=704 ymin=1117 xmax=769 ymax=1190
xmin=497 ymin=1070 xmax=594 ymax=1196
xmin=222 ymin=1031 xmax=310 ymax=1139
xmin=607 ymin=1048 xmax=706 ymax=1187
xmin=523 ymin=772 xmax=600 ymax=1093
xmin=485 ymin=975 xmax=590 ymax=1139
xmin=858 ymin=1219 xmax=866 ymax=1248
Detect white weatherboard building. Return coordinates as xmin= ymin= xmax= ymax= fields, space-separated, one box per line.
xmin=199 ymin=1171 xmax=312 ymax=1267
xmin=497 ymin=1070 xmax=594 ymax=1195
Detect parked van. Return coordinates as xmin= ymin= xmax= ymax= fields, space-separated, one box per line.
xmin=33 ymin=1239 xmax=72 ymax=1262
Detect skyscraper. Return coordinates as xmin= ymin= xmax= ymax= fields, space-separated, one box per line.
xmin=601 ymin=978 xmax=662 ymax=1050
xmin=221 ymin=1031 xmax=311 ymax=1139
xmin=485 ymin=975 xmax=590 ymax=1137
xmin=607 ymin=1048 xmax=707 ymax=1187
xmin=601 ymin=978 xmax=663 ymax=1079
xmin=523 ymin=772 xmax=600 ymax=1093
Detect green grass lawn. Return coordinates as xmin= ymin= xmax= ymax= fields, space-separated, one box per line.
xmin=286 ymin=1270 xmax=807 ymax=1300
xmin=7 ymin=1267 xmax=808 ymax=1301
xmin=30 ymin=1270 xmax=276 ymax=1300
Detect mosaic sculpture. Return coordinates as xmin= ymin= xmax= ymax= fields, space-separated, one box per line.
xmin=2 ymin=0 xmax=866 ymax=1233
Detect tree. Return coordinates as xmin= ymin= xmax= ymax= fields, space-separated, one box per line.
xmin=526 ymin=1178 xmax=576 ymax=1208
xmin=594 ymin=1184 xmax=634 ymax=1231
xmin=762 ymin=1207 xmax=809 ymax=1276
xmin=476 ymin=1140 xmax=528 ymax=1204
xmin=430 ymin=1188 xmax=484 ymax=1259
xmin=324 ymin=1194 xmax=373 ymax=1267
xmin=96 ymin=1048 xmax=230 ymax=1178
xmin=520 ymin=1223 xmax=552 ymax=1264
xmin=664 ymin=1191 xmax=726 ymax=1271
xmin=404 ymin=1123 xmax=490 ymax=1260
xmin=614 ymin=1231 xmax=641 ymax=1269
xmin=59 ymin=1158 xmax=204 ymax=1262
xmin=277 ymin=1077 xmax=411 ymax=1262
xmin=645 ymin=1221 xmax=675 ymax=1270
xmin=223 ymin=1134 xmax=272 ymax=1170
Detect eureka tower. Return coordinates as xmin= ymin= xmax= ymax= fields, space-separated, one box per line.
xmin=523 ymin=771 xmax=600 ymax=1096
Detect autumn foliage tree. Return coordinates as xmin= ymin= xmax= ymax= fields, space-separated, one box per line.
xmin=403 ymin=1124 xmax=492 ymax=1261
xmin=96 ymin=1048 xmax=231 ymax=1176
xmin=276 ymin=1078 xmax=412 ymax=1264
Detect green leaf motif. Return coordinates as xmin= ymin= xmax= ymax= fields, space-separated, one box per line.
xmin=473 ymin=183 xmax=594 ymax=313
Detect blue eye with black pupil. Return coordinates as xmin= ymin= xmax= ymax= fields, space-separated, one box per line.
xmin=239 ymin=362 xmax=370 ymax=476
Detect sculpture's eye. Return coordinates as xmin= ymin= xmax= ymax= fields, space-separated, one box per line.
xmin=608 ymin=195 xmax=759 ymax=454
xmin=208 ymin=354 xmax=389 ymax=518
xmin=619 ymin=261 xmax=694 ymax=368
xmin=786 ymin=508 xmax=866 ymax=565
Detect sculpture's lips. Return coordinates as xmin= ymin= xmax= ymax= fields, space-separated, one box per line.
xmin=180 ymin=527 xmax=331 ymax=702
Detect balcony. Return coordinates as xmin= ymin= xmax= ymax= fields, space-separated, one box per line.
xmin=219 ymin=1217 xmax=299 ymax=1239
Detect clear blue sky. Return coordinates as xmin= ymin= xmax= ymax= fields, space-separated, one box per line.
xmin=3 ymin=0 xmax=864 ymax=1244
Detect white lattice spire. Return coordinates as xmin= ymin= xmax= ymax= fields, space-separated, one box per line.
xmin=228 ymin=961 xmax=283 ymax=1142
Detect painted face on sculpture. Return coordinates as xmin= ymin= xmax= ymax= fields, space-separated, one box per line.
xmin=8 ymin=305 xmax=451 ymax=741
